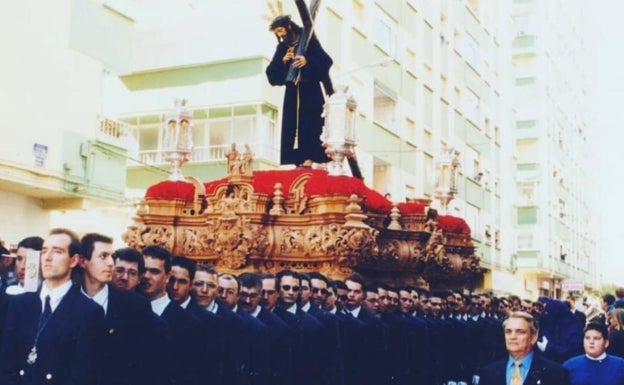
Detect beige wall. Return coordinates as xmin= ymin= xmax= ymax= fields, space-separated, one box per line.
xmin=0 ymin=191 xmax=49 ymax=246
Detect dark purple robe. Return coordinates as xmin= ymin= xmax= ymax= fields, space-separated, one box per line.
xmin=266 ymin=34 xmax=333 ymax=165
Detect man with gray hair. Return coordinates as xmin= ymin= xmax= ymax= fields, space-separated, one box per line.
xmin=477 ymin=311 xmax=570 ymax=385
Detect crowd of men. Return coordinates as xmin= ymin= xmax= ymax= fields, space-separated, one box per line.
xmin=1 ymin=229 xmax=624 ymax=385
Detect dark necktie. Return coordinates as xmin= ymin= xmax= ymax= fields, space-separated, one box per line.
xmin=41 ymin=295 xmax=52 ymax=324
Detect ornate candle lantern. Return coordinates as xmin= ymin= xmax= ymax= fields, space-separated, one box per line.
xmin=321 ymin=85 xmax=358 ymax=176
xmin=163 ymin=99 xmax=193 ymax=181
xmin=434 ymin=148 xmax=460 ymax=213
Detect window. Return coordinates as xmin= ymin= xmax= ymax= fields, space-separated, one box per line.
xmin=423 ymin=21 xmax=434 ymax=65
xmin=516 ymin=230 xmax=536 ymax=250
xmin=463 ymin=34 xmax=481 ymax=73
xmin=517 ymin=207 xmax=537 ymax=225
xmin=424 ymin=153 xmax=434 ymax=195
xmin=406 ymin=118 xmax=416 ymax=143
xmin=440 ymin=99 xmax=450 ymax=137
xmin=139 ymin=125 xmax=159 ymax=151
xmin=517 ymin=181 xmax=536 ymax=204
xmin=423 ymin=130 xmax=433 ymax=152
xmin=373 ymin=9 xmax=397 ymax=56
xmin=353 ymin=0 xmax=365 ymax=27
xmin=462 ymin=88 xmax=480 ymax=124
xmin=373 ymin=83 xmax=397 ymax=131
xmin=423 ymin=86 xmax=434 ymax=128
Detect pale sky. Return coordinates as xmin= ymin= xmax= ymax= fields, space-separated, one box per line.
xmin=588 ymin=2 xmax=624 ymax=285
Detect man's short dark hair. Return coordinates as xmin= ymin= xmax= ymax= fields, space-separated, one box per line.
xmin=259 ymin=272 xmax=278 ymax=288
xmin=299 ymin=272 xmax=311 ymax=285
xmin=80 ymin=233 xmax=113 ymax=261
xmin=238 ymin=272 xmax=262 ymax=289
xmin=331 ymin=280 xmax=348 ymax=291
xmin=604 ymin=294 xmax=616 ymax=306
xmin=276 ymin=269 xmax=300 ymax=289
xmin=345 ymin=273 xmax=365 ymax=288
xmin=48 ymin=228 xmax=83 ymax=257
xmin=17 ymin=236 xmax=44 ymax=251
xmin=141 ymin=245 xmax=172 ymax=273
xmin=366 ymin=282 xmax=381 ymax=293
xmin=307 ymin=271 xmax=328 ymax=285
xmin=196 ymin=263 xmax=218 ymax=275
xmin=112 ymin=247 xmax=145 ymax=273
xmin=171 ymin=256 xmax=197 ymax=281
xmin=584 ymin=322 xmax=609 ymax=340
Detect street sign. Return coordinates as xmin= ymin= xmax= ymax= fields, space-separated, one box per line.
xmin=561 ymin=279 xmax=584 ymax=292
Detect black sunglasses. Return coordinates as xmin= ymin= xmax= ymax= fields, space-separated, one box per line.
xmin=281 ymin=285 xmax=300 ymax=292
xmin=312 ymin=288 xmax=328 ymax=295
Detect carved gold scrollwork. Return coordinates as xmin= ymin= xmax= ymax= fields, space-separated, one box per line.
xmin=334 ymin=227 xmax=377 ymax=267
xmin=213 ymin=185 xmax=253 ymax=215
xmin=425 ymin=228 xmax=445 ymax=264
xmin=122 ymin=224 xmax=174 ymax=250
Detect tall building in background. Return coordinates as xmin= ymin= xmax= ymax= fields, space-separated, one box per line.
xmin=510 ymin=0 xmax=597 ymax=296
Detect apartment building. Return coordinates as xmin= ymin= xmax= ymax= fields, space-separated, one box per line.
xmin=510 ymin=0 xmax=597 ymax=296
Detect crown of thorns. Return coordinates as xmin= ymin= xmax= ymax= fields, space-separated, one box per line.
xmin=269 ymin=15 xmax=294 ymax=30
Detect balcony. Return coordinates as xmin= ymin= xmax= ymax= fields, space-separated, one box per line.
xmin=137 ymin=142 xmax=279 ymax=166
xmin=97 ymin=118 xmax=136 ymax=153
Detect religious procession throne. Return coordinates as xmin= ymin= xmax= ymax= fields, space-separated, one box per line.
xmin=122 ymin=95 xmax=481 ymax=288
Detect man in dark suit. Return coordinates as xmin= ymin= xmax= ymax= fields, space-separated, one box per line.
xmin=340 ymin=273 xmax=385 ymax=385
xmin=140 ymin=245 xmax=202 ymax=385
xmin=566 ymin=294 xmax=587 ymax=327
xmin=239 ymin=272 xmax=293 ymax=385
xmin=0 ymin=244 xmax=11 ymax=348
xmin=168 ymin=256 xmax=222 ymax=384
xmin=191 ymin=264 xmax=247 ymax=385
xmin=477 ymin=311 xmax=570 ymax=385
xmin=300 ymin=272 xmax=343 ymax=385
xmin=79 ymin=233 xmax=160 ymax=385
xmin=273 ymin=270 xmax=326 ymax=385
xmin=0 ymin=228 xmax=106 ymax=385
xmin=218 ymin=273 xmax=269 ymax=385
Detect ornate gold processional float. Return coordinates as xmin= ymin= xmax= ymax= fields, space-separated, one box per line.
xmin=123 ymin=93 xmax=481 ymax=289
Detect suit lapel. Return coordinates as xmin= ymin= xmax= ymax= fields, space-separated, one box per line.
xmin=105 ymin=285 xmax=121 ymax=323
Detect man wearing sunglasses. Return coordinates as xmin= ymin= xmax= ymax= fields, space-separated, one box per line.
xmin=218 ymin=273 xmax=269 ymax=385
xmin=274 ymin=269 xmax=328 ymax=385
xmin=308 ymin=272 xmax=329 ymax=308
xmin=239 ymin=272 xmax=292 ymax=385
xmin=301 ymin=272 xmax=344 ymax=385
xmin=168 ymin=257 xmax=222 ymax=384
xmin=192 ymin=265 xmax=247 ymax=385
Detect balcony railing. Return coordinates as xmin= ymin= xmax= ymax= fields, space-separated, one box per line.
xmin=97 ymin=118 xmax=138 ymax=155
xmin=137 ymin=143 xmax=280 ymax=166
